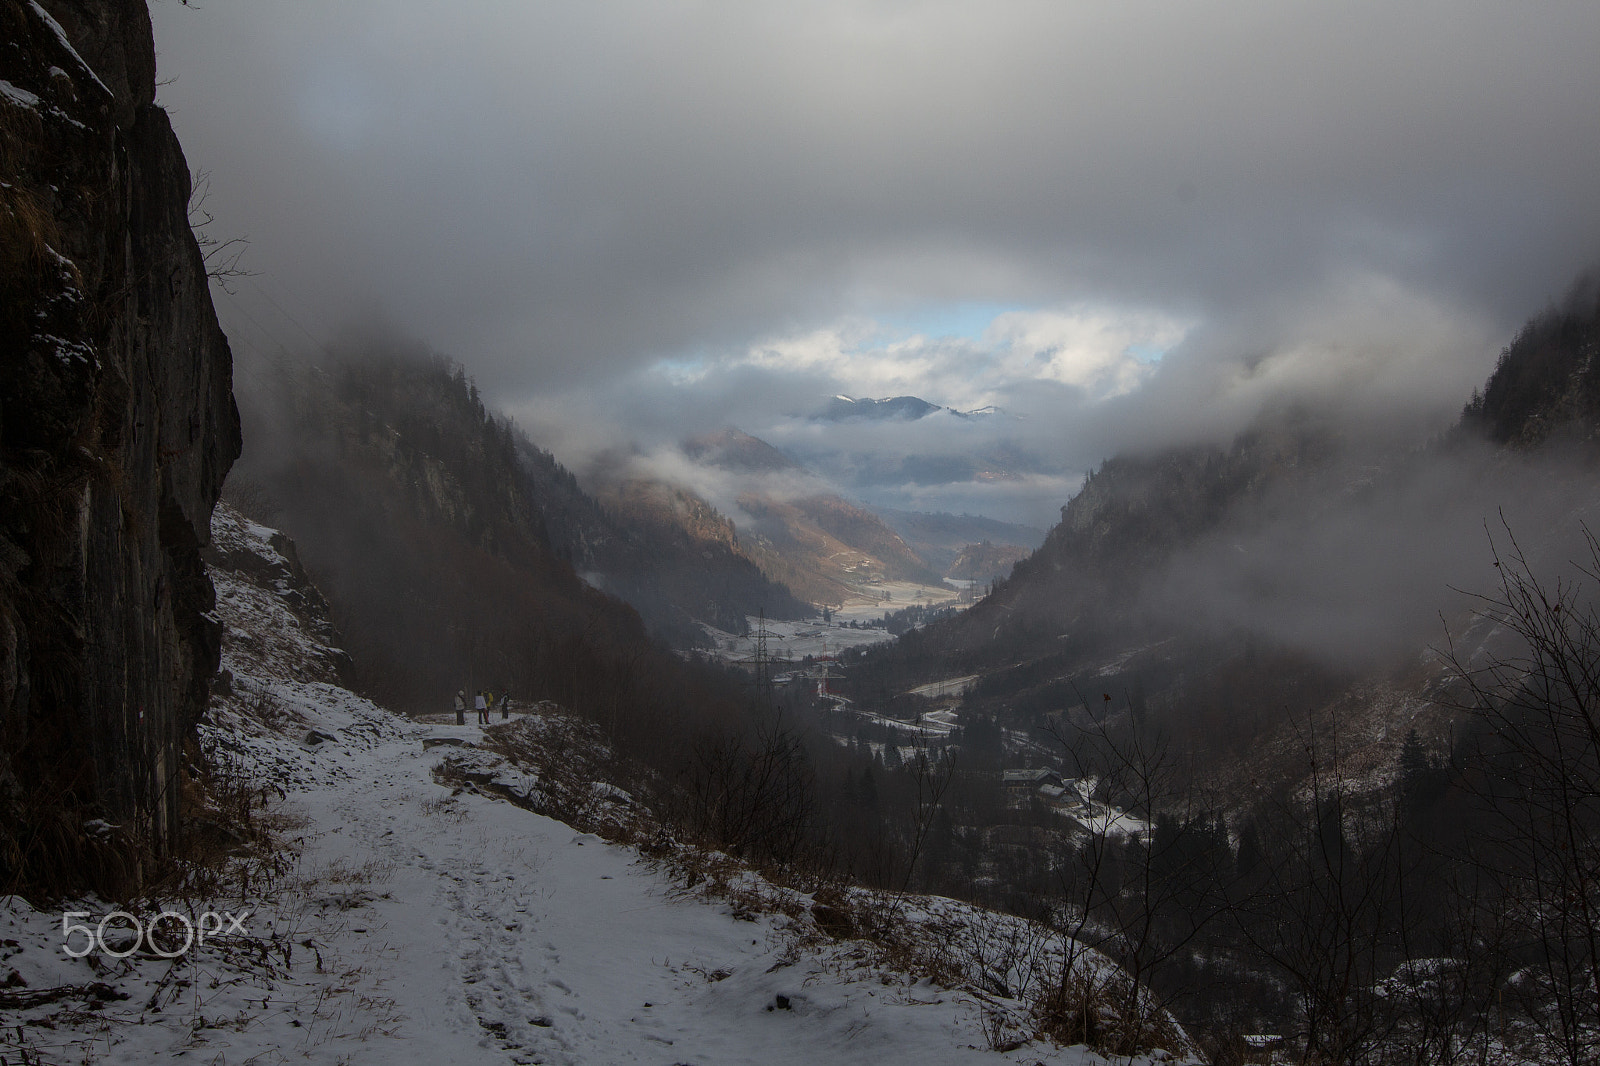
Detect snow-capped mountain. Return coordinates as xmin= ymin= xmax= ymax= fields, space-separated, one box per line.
xmin=819 ymin=395 xmax=1007 ymax=422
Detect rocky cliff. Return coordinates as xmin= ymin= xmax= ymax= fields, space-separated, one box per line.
xmin=0 ymin=0 xmax=239 ymax=892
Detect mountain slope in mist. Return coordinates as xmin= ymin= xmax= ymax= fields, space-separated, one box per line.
xmin=945 ymin=541 xmax=1033 ymax=583
xmin=228 ymin=350 xmax=632 ymax=710
xmin=225 ymin=347 xmax=800 ymax=728
xmin=666 ymin=427 xmax=950 ymax=605
xmin=241 ymin=347 xmax=806 ymax=649
xmin=518 ymin=434 xmax=809 ymax=636
xmin=683 ymin=426 xmax=804 ymax=473
xmin=586 ymin=425 xmax=1042 ymax=610
xmin=734 ymin=491 xmax=943 ymax=606
xmin=876 ymin=509 xmax=1046 ymax=576
xmin=578 ymin=473 xmax=811 ymax=629
xmin=1463 ymin=275 xmax=1600 ymax=446
xmin=852 ymin=276 xmax=1600 ymax=797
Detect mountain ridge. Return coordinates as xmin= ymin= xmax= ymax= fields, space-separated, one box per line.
xmin=820 ymin=394 xmax=1006 ymax=423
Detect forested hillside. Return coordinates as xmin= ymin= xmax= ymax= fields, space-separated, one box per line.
xmin=238 ymin=343 xmax=805 ymax=653
xmin=228 ymin=345 xmax=777 ymax=728
xmin=1463 ymin=274 xmax=1600 ymax=445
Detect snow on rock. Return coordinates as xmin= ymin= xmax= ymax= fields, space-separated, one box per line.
xmin=26 ymin=1 xmax=111 ymax=96
xmin=0 ymin=78 xmax=42 ymax=108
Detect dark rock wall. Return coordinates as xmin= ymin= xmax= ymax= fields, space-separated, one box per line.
xmin=0 ymin=0 xmax=239 ymax=889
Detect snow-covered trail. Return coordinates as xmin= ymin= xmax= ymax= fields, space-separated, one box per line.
xmin=6 ymin=700 xmax=1113 ymax=1065
xmin=0 ymin=503 xmax=1109 ymax=1063
xmin=0 ymin=504 xmax=1156 ymax=1063
xmin=273 ymin=714 xmax=1094 ymax=1066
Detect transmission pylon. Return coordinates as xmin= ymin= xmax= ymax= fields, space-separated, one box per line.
xmin=753 ymin=607 xmax=772 ymax=707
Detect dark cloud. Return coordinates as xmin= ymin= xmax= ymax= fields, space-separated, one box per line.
xmin=154 ymin=1 xmax=1600 ymax=519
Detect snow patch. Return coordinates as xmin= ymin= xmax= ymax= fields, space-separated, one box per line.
xmin=27 ymin=2 xmax=111 ymax=96
xmin=0 ymin=79 xmax=42 ymax=109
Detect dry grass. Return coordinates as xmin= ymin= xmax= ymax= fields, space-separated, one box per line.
xmin=451 ymin=711 xmax=659 ymax=844
xmin=649 ymin=837 xmax=1191 ymax=1058
xmin=0 ymin=700 xmax=142 ymax=903
xmin=140 ymin=738 xmax=302 ymax=911
xmin=304 ymin=856 xmax=396 ymax=888
xmin=417 ymin=793 xmax=467 ymax=821
xmin=0 ymin=776 xmax=140 ymax=902
xmin=0 ymin=177 xmax=63 ymax=282
xmin=1034 ymin=966 xmax=1189 ymax=1058
xmin=0 ymin=78 xmax=58 ymax=269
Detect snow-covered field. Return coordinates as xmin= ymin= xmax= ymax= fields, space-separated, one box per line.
xmin=909 ymin=676 xmax=981 ymax=700
xmin=699 ymin=616 xmax=898 ymax=663
xmin=0 ymin=508 xmax=1185 ymax=1064
xmin=830 ymin=580 xmax=966 ymax=625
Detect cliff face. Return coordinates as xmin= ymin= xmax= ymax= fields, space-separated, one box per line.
xmin=0 ymin=0 xmax=239 ymax=891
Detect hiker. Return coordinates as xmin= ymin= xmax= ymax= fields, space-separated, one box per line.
xmin=500 ymin=690 xmax=510 ymax=720
xmin=454 ymin=689 xmax=466 ymax=726
xmin=475 ymin=689 xmax=489 ymax=725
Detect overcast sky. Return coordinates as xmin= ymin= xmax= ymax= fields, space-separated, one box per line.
xmin=153 ymin=1 xmax=1600 ymax=526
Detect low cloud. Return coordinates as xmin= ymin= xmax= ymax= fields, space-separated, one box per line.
xmin=1149 ymin=440 xmax=1600 ymax=668
xmin=1088 ymin=273 xmax=1505 ymax=457
xmin=504 ymin=277 xmax=1500 ymax=529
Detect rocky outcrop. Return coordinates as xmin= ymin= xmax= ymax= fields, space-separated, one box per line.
xmin=0 ymin=0 xmax=239 ymax=891
xmin=206 ymin=502 xmax=350 ymax=689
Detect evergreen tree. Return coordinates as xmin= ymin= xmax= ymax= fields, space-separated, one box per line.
xmin=859 ymin=766 xmax=879 ymax=810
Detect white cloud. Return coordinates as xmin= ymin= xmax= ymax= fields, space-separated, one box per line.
xmin=727 ymin=305 xmax=1192 ymax=411
xmin=497 ymin=274 xmax=1500 ymax=531
xmin=984 ymin=309 xmax=1192 ymax=401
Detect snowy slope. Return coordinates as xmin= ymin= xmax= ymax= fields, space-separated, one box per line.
xmin=0 ymin=505 xmax=1187 ymax=1065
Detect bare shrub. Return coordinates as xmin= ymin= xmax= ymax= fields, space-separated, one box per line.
xmin=150 ymin=739 xmax=298 ymax=908
xmin=1441 ymin=521 xmax=1600 ymax=1066
xmin=674 ymin=713 xmax=818 ymax=873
